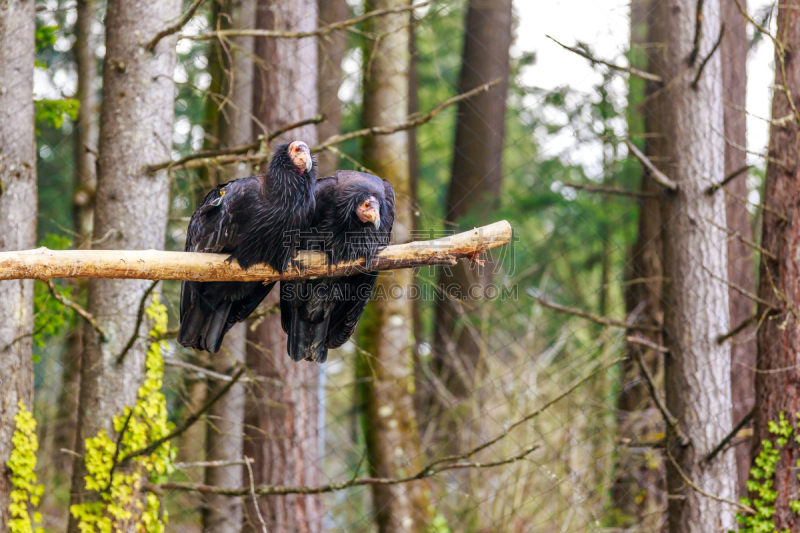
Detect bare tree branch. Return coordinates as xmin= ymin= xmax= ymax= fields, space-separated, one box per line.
xmin=528 ymin=293 xmax=661 ymax=332
xmin=152 ymin=357 xmax=624 ymax=497
xmin=116 ymin=280 xmax=158 ymax=365
xmin=146 ymin=0 xmax=210 ymax=52
xmin=122 ymin=367 xmax=246 ymax=463
xmin=704 ymin=406 xmax=754 ymax=463
xmin=312 ymin=78 xmax=502 ymax=151
xmin=186 ymin=0 xmax=434 ymax=41
xmin=147 ymin=115 xmax=325 ymax=173
xmin=547 ymin=35 xmax=663 ymax=83
xmin=705 ymin=164 xmax=751 ymax=195
xmin=635 ymin=353 xmax=689 ymax=445
xmin=44 ymin=279 xmax=109 ymax=342
xmin=665 ymin=447 xmax=755 ymax=514
xmin=691 ymin=24 xmax=725 ymax=90
xmin=624 ymin=139 xmax=679 ymax=190
xmin=0 ymin=221 xmax=511 ymax=283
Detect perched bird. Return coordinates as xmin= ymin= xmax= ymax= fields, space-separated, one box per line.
xmin=281 ymin=170 xmax=395 ymax=363
xmin=178 ymin=141 xmax=316 ymax=353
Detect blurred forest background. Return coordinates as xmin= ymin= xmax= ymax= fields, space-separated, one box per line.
xmin=2 ymin=0 xmax=799 ymax=531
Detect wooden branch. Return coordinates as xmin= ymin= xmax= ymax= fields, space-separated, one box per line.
xmin=153 ymin=444 xmax=538 ymax=496
xmin=186 ymin=0 xmax=434 ymax=41
xmin=635 ymin=353 xmax=689 ymax=445
xmin=0 ymin=221 xmax=510 ymax=282
xmin=704 ymin=406 xmax=754 ymax=463
xmin=665 ymin=447 xmax=755 ymax=515
xmin=705 ymin=164 xmax=751 ymax=195
xmin=688 ymin=0 xmax=706 ymax=66
xmin=313 ymin=79 xmax=501 ymax=151
xmin=146 ymin=0 xmax=210 ymax=52
xmin=716 ymin=312 xmax=759 ymax=345
xmin=122 ymin=367 xmax=246 ymax=463
xmin=153 ymin=357 xmax=623 ymax=497
xmin=626 ymin=335 xmax=668 ymax=353
xmin=547 ymin=35 xmax=663 ymax=83
xmin=45 ymin=280 xmax=109 ymax=342
xmin=624 ymin=139 xmax=678 ymax=190
xmin=147 ymin=115 xmax=325 ymax=173
xmin=691 ymin=24 xmax=725 ymax=90
xmin=116 ymin=280 xmax=158 ymax=364
xmin=528 ymin=293 xmax=661 ymax=332
xmin=147 ymin=79 xmax=497 ymax=174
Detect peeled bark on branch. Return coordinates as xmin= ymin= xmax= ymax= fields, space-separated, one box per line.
xmin=0 ymin=221 xmax=511 ymax=282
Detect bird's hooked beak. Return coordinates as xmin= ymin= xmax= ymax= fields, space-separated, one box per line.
xmin=288 ymin=140 xmax=313 ymax=172
xmin=357 ymin=197 xmax=381 ymax=230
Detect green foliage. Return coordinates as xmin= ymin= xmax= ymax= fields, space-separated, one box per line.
xmin=8 ymin=401 xmax=44 ymax=533
xmin=737 ymin=412 xmax=798 ymax=532
xmin=70 ymin=295 xmax=175 ymax=533
xmin=34 ymin=98 xmax=79 ymax=133
xmin=33 ymin=234 xmax=75 ymax=355
xmin=34 ymin=25 xmax=58 ymax=68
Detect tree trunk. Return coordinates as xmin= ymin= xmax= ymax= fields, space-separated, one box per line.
xmin=316 ymin=0 xmax=347 ymax=176
xmin=54 ymin=0 xmax=99 ymax=477
xmin=650 ymin=0 xmax=737 ymax=530
xmin=243 ymin=1 xmax=322 ymax=531
xmin=432 ymin=0 xmax=512 ymax=399
xmin=751 ymin=1 xmax=800 ymax=529
xmin=721 ymin=0 xmax=755 ymax=499
xmin=203 ymin=325 xmax=246 ymax=532
xmin=0 ymin=0 xmax=36 ymax=526
xmin=66 ymin=0 xmax=179 ymax=527
xmin=202 ymin=0 xmax=254 ymax=529
xmin=612 ymin=0 xmax=665 ymax=525
xmin=358 ymin=1 xmax=432 ymax=531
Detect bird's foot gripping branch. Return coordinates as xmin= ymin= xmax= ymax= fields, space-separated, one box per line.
xmin=0 ymin=220 xmax=512 ymax=283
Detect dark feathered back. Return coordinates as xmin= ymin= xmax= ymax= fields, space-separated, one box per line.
xmin=178 ymin=141 xmax=317 ymax=353
xmin=281 ymin=170 xmax=395 ymax=363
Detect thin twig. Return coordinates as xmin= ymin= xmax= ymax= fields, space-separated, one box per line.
xmin=688 ymin=0 xmax=706 ymax=66
xmin=706 ymin=216 xmax=776 ymax=261
xmin=45 ymin=280 xmax=109 ymax=342
xmin=116 ymin=280 xmax=158 ymax=365
xmin=157 ymin=359 xmax=622 ymax=497
xmin=626 ymin=335 xmax=668 ymax=353
xmin=123 ymin=367 xmax=246 ymax=462
xmin=529 ymin=293 xmax=661 ymax=332
xmin=704 ymin=406 xmax=754 ymax=463
xmin=187 ymin=0 xmax=434 ymax=41
xmin=425 ymin=357 xmax=626 ymax=468
xmin=700 ymin=263 xmax=773 ymax=308
xmin=561 ymin=182 xmax=657 ymax=198
xmin=547 ymin=35 xmax=663 ymax=83
xmin=716 ymin=312 xmax=759 ymax=344
xmin=148 ymin=115 xmax=324 ymax=173
xmin=244 ymin=455 xmax=268 ymax=533
xmin=691 ymin=24 xmax=725 ymax=90
xmin=624 ymin=139 xmax=678 ymax=190
xmin=665 ymin=447 xmax=755 ymax=514
xmin=146 ymin=0 xmax=210 ymax=52
xmin=714 ymin=178 xmax=789 ymax=223
xmin=705 ymin=164 xmax=751 ymax=195
xmin=313 ymin=79 xmax=502 ymax=152
xmin=635 ymin=354 xmax=689 ymax=445
xmin=104 ymin=409 xmax=135 ymax=493
xmin=157 ymin=444 xmax=538 ymax=496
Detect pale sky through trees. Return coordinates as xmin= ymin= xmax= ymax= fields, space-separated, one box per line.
xmin=517 ymin=0 xmax=774 ymax=195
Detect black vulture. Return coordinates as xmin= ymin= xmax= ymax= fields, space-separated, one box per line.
xmin=281 ymin=170 xmax=395 ymax=363
xmin=178 ymin=141 xmax=317 ymax=353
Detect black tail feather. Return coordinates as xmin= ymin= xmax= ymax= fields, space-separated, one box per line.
xmin=286 ymin=304 xmax=331 ymax=363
